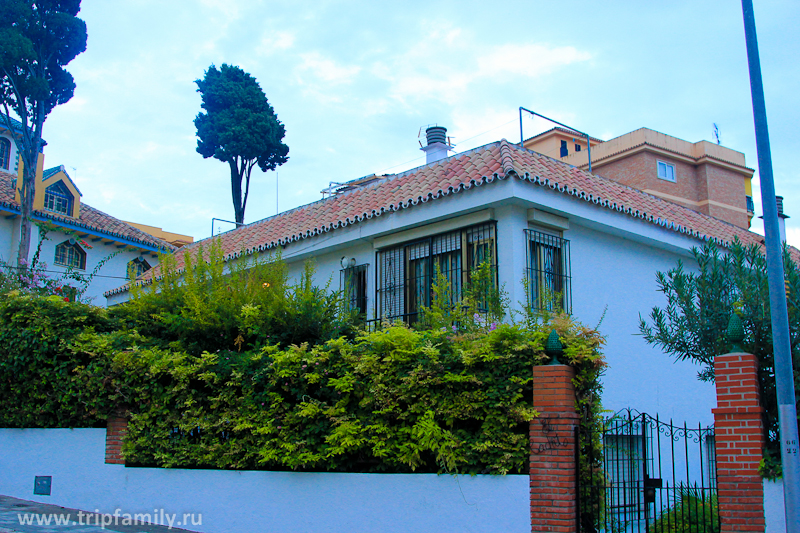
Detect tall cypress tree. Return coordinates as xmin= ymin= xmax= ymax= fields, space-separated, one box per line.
xmin=195 ymin=64 xmax=289 ymax=226
xmin=0 ymin=0 xmax=87 ymax=268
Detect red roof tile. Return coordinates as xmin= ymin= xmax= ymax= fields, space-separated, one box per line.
xmin=0 ymin=171 xmax=174 ymax=252
xmin=107 ymin=140 xmax=796 ymax=295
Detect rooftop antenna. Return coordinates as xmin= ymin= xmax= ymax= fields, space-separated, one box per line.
xmin=713 ymin=123 xmax=721 ymax=145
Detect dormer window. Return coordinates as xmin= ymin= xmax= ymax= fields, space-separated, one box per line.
xmin=55 ymin=241 xmax=86 ymax=270
xmin=127 ymin=257 xmax=151 ymax=278
xmin=0 ymin=138 xmax=10 ymax=170
xmin=44 ymin=181 xmax=74 ymax=216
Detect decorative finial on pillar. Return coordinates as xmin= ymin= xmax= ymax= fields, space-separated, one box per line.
xmin=545 ymin=329 xmax=564 ymax=365
xmin=727 ymin=313 xmax=745 ymax=353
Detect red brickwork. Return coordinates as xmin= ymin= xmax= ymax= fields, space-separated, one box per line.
xmin=594 ymin=151 xmax=748 ymax=228
xmin=105 ymin=413 xmax=128 ymax=465
xmin=713 ymin=353 xmax=766 ymax=532
xmin=530 ymin=364 xmax=579 ymax=532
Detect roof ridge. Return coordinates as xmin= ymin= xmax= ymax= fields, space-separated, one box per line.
xmin=105 ymin=139 xmax=795 ymax=297
xmin=0 ymin=172 xmax=174 ymax=252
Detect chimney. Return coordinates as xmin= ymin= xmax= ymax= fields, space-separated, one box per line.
xmin=420 ymin=125 xmax=453 ymax=164
xmin=777 ymin=196 xmax=789 ymax=244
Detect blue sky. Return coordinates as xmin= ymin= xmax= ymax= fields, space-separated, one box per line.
xmin=36 ymin=0 xmax=800 ymax=245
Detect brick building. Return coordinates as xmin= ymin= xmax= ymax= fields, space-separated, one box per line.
xmin=524 ymin=127 xmax=755 ymax=229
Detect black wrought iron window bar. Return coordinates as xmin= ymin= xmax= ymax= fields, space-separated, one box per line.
xmin=341 ymin=263 xmax=368 ymax=315
xmin=375 ymin=222 xmax=497 ymax=324
xmin=525 ymin=228 xmax=571 ymax=314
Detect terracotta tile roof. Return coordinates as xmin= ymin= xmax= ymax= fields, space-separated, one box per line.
xmin=107 ymin=140 xmax=796 ymax=296
xmin=0 ymin=171 xmax=174 ymax=252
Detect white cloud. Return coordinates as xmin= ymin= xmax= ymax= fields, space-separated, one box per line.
xmin=258 ymin=30 xmax=295 ymax=55
xmin=476 ymin=44 xmax=591 ymax=78
xmin=367 ymin=24 xmax=591 ymax=106
xmin=296 ymin=52 xmax=361 ymax=84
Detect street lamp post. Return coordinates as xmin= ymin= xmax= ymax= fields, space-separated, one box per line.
xmin=741 ymin=1 xmax=800 ymax=530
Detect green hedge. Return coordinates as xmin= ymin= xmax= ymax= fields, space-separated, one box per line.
xmin=116 ymin=319 xmax=603 ymax=474
xmin=0 ymin=293 xmax=120 ymax=427
xmin=0 ymin=244 xmax=606 ymax=475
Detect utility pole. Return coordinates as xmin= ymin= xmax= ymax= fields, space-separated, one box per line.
xmin=741 ymin=1 xmax=799 ymax=530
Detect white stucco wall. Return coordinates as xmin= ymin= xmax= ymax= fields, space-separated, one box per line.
xmin=566 ymin=222 xmax=716 ymax=426
xmin=0 ymin=216 xmax=17 ymax=265
xmin=0 ymin=215 xmax=160 ymax=306
xmin=109 ymin=177 xmax=721 ymax=425
xmin=0 ymin=428 xmax=529 ymax=533
xmin=30 ymin=230 xmax=159 ymax=305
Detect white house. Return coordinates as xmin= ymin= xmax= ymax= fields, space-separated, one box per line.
xmin=106 ymin=127 xmax=784 ymax=427
xmin=0 ymin=117 xmax=175 ymax=304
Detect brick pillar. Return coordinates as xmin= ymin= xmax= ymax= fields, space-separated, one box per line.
xmin=105 ymin=412 xmax=128 ymax=465
xmin=530 ymin=364 xmax=579 ymax=533
xmin=712 ymin=353 xmax=766 ymax=532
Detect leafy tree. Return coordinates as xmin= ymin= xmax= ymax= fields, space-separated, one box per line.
xmin=0 ymin=1 xmax=87 ymax=268
xmin=639 ymin=238 xmax=800 ymax=475
xmin=194 ymin=64 xmax=289 ymax=226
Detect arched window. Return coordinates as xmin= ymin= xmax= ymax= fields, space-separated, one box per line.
xmin=44 ymin=181 xmax=74 ymax=216
xmin=127 ymin=257 xmax=151 ymax=278
xmin=54 ymin=241 xmax=86 ymax=270
xmin=0 ymin=138 xmax=10 ymax=170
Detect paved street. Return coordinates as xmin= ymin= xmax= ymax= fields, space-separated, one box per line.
xmin=0 ymin=496 xmax=199 ymax=533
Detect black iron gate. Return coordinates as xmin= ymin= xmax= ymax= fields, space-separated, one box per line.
xmin=578 ymin=410 xmax=719 ymax=532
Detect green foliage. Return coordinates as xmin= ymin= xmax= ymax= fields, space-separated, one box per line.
xmin=194 ymin=63 xmax=289 ymax=225
xmin=116 ymin=316 xmax=602 ymax=474
xmin=0 ymin=253 xmax=606 ymax=477
xmin=0 ymin=0 xmax=87 ymax=266
xmin=639 ymin=238 xmax=800 ymax=473
xmin=650 ymin=489 xmax=719 ymax=533
xmin=418 ymin=260 xmax=507 ymax=333
xmin=112 ymin=240 xmax=354 ymax=355
xmin=0 ymin=292 xmax=121 ymax=427
xmin=0 ymin=223 xmax=120 ymax=303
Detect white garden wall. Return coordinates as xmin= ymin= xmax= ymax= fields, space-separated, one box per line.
xmin=0 ymin=428 xmax=529 ymax=533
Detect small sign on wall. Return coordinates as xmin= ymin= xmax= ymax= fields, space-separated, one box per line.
xmin=33 ymin=476 xmax=51 ymax=496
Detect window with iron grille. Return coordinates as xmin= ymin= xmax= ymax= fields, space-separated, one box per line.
xmin=43 ymin=181 xmax=74 ymax=216
xmin=525 ymin=228 xmax=571 ymax=314
xmin=127 ymin=258 xmax=151 ymax=278
xmin=54 ymin=241 xmax=86 ymax=270
xmin=705 ymin=435 xmax=717 ymax=490
xmin=604 ymin=434 xmax=646 ymax=520
xmin=0 ymin=138 xmax=10 ymax=170
xmin=376 ymin=222 xmax=496 ymax=323
xmin=341 ymin=264 xmax=368 ymax=315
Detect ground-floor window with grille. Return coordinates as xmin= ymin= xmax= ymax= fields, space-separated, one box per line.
xmin=341 ymin=263 xmax=368 ymax=315
xmin=525 ymin=228 xmax=571 ymax=314
xmin=376 ymin=222 xmax=496 ymax=323
xmin=604 ymin=434 xmax=647 ymax=524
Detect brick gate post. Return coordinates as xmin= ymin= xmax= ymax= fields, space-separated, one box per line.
xmin=105 ymin=410 xmax=128 ymax=465
xmin=530 ymin=363 xmax=579 ymax=533
xmin=713 ymin=352 xmax=766 ymax=532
